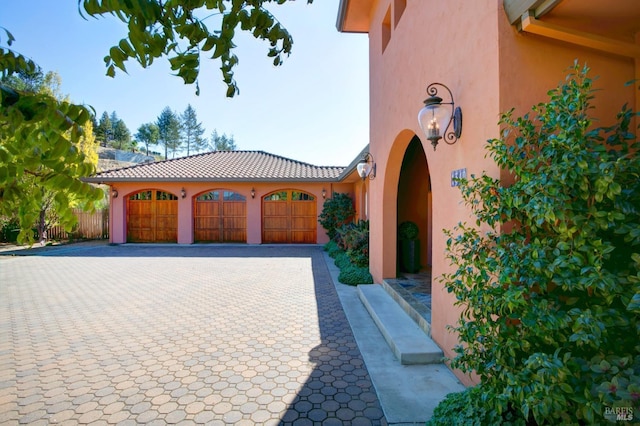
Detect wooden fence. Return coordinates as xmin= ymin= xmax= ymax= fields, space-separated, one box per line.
xmin=48 ymin=208 xmax=109 ymax=241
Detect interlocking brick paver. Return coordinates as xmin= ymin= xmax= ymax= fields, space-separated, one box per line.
xmin=1 ymin=244 xmax=387 ymax=425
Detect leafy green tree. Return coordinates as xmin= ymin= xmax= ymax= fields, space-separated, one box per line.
xmin=434 ymin=64 xmax=640 ymax=425
xmin=209 ymin=130 xmax=237 ymax=151
xmin=2 ymin=0 xmax=311 ymax=240
xmin=157 ymin=107 xmax=181 ymax=160
xmin=135 ymin=123 xmax=159 ymax=156
xmin=81 ymin=0 xmax=313 ymax=97
xmin=181 ymin=104 xmax=206 ymax=155
xmin=0 ymin=34 xmax=102 ymax=243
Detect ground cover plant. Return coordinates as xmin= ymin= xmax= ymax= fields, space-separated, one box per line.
xmin=430 ymin=63 xmax=640 ymax=425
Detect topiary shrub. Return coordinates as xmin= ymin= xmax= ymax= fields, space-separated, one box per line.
xmin=318 ymin=192 xmax=355 ymax=240
xmin=398 ymin=221 xmax=419 ymax=240
xmin=439 ymin=63 xmax=640 ymax=425
xmin=338 ymin=264 xmax=374 ymax=285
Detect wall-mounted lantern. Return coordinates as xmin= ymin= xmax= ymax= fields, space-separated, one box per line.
xmin=111 ymin=188 xmax=118 ymax=198
xmin=322 ymin=188 xmax=327 ymax=199
xmin=357 ymin=152 xmax=376 ymax=180
xmin=418 ymin=82 xmax=462 ymax=150
xmin=180 ymin=188 xmax=186 ymax=199
xmin=251 ymin=188 xmax=256 ymax=199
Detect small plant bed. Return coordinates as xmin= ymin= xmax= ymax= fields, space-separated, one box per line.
xmin=324 ymin=221 xmax=373 ymax=286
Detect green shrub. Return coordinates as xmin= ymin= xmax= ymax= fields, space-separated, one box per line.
xmin=427 ymin=385 xmax=526 ymax=426
xmin=318 ymin=192 xmax=355 ymax=240
xmin=440 ymin=63 xmax=640 ymax=424
xmin=336 ymin=220 xmax=369 ymax=267
xmin=0 ymin=217 xmax=20 ymax=243
xmin=334 ymin=251 xmax=352 ymax=270
xmin=338 ymin=264 xmax=373 ymax=285
xmin=324 ymin=240 xmax=341 ymax=258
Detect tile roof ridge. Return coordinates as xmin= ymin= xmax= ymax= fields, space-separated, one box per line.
xmin=250 ymin=150 xmax=345 ymax=169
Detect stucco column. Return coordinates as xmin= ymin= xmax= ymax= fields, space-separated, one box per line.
xmin=246 ymin=192 xmax=262 ymax=244
xmin=177 ymin=196 xmax=193 ymax=244
xmin=110 ymin=189 xmax=126 ymax=244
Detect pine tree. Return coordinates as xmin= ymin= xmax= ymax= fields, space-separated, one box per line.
xmin=209 ymin=130 xmax=237 ymax=151
xmin=95 ymin=111 xmax=112 ymax=146
xmin=157 ymin=107 xmax=181 ymax=160
xmin=180 ymin=104 xmax=206 ymax=155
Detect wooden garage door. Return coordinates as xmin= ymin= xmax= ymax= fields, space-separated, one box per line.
xmin=262 ymin=190 xmax=317 ymax=243
xmin=194 ymin=190 xmax=247 ymax=243
xmin=127 ymin=190 xmax=178 ymax=243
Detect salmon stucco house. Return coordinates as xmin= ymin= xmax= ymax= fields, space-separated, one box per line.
xmin=85 ymin=150 xmax=368 ymax=245
xmin=337 ymin=0 xmax=639 ymax=384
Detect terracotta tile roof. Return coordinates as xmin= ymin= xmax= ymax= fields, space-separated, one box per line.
xmin=84 ymin=150 xmax=346 ymax=182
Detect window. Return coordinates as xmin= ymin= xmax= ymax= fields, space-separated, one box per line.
xmin=394 ymin=0 xmax=406 ymax=28
xmin=292 ymin=191 xmax=315 ymax=201
xmin=130 ymin=190 xmax=152 ymax=200
xmin=264 ymin=191 xmax=288 ymax=201
xmin=156 ymin=191 xmax=178 ymax=201
xmin=382 ymin=6 xmax=391 ymax=53
xmin=223 ymin=191 xmax=246 ymax=201
xmin=197 ymin=191 xmax=220 ymax=201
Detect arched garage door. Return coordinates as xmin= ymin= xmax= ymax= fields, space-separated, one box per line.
xmin=194 ymin=190 xmax=247 ymax=243
xmin=127 ymin=190 xmax=178 ymax=242
xmin=262 ymin=190 xmax=317 ymax=244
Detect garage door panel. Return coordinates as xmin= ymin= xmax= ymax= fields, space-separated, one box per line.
xmin=262 ymin=190 xmax=316 ymax=244
xmin=263 ymin=216 xmax=288 ymax=230
xmin=291 ymin=217 xmax=315 ymax=229
xmin=291 ymin=202 xmax=314 ymax=215
xmin=263 ymin=202 xmax=287 ymax=217
xmin=127 ymin=191 xmax=177 ymax=243
xmin=194 ymin=190 xmax=246 ymax=243
xmin=291 ymin=231 xmax=315 ymax=244
xmin=223 ymin=202 xmax=245 ymax=216
xmin=196 ymin=202 xmax=219 ymax=216
xmin=263 ymin=230 xmax=289 ymax=243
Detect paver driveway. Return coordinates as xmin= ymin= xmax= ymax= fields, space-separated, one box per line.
xmin=0 ymin=244 xmax=386 ymax=425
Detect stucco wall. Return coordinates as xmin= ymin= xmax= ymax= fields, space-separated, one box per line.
xmin=365 ymin=0 xmax=502 ymax=385
xmin=108 ymin=182 xmax=332 ymax=245
xmin=362 ymin=0 xmax=638 ymax=385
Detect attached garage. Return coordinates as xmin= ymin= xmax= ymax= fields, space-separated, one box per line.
xmin=194 ymin=190 xmax=247 ymax=242
xmin=263 ymin=190 xmax=317 ymax=244
xmin=86 ymin=150 xmax=350 ymax=244
xmin=127 ymin=190 xmax=178 ymax=242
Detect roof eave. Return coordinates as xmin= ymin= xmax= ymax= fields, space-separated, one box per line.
xmin=336 ymin=0 xmax=372 ymax=33
xmin=83 ymin=177 xmax=342 ymax=184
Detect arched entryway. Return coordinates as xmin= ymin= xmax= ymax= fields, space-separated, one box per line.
xmin=194 ymin=190 xmax=247 ymax=243
xmin=126 ymin=189 xmax=178 ymax=243
xmin=262 ymin=190 xmax=317 ymax=243
xmin=397 ymin=136 xmax=432 ymax=272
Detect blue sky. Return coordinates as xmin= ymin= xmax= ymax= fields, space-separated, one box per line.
xmin=1 ymin=0 xmax=369 ymax=166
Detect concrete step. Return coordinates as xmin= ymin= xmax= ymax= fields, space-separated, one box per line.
xmin=357 ymin=284 xmax=444 ymax=365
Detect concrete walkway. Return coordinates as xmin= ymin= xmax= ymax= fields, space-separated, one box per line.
xmin=0 ymin=244 xmax=386 ymax=425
